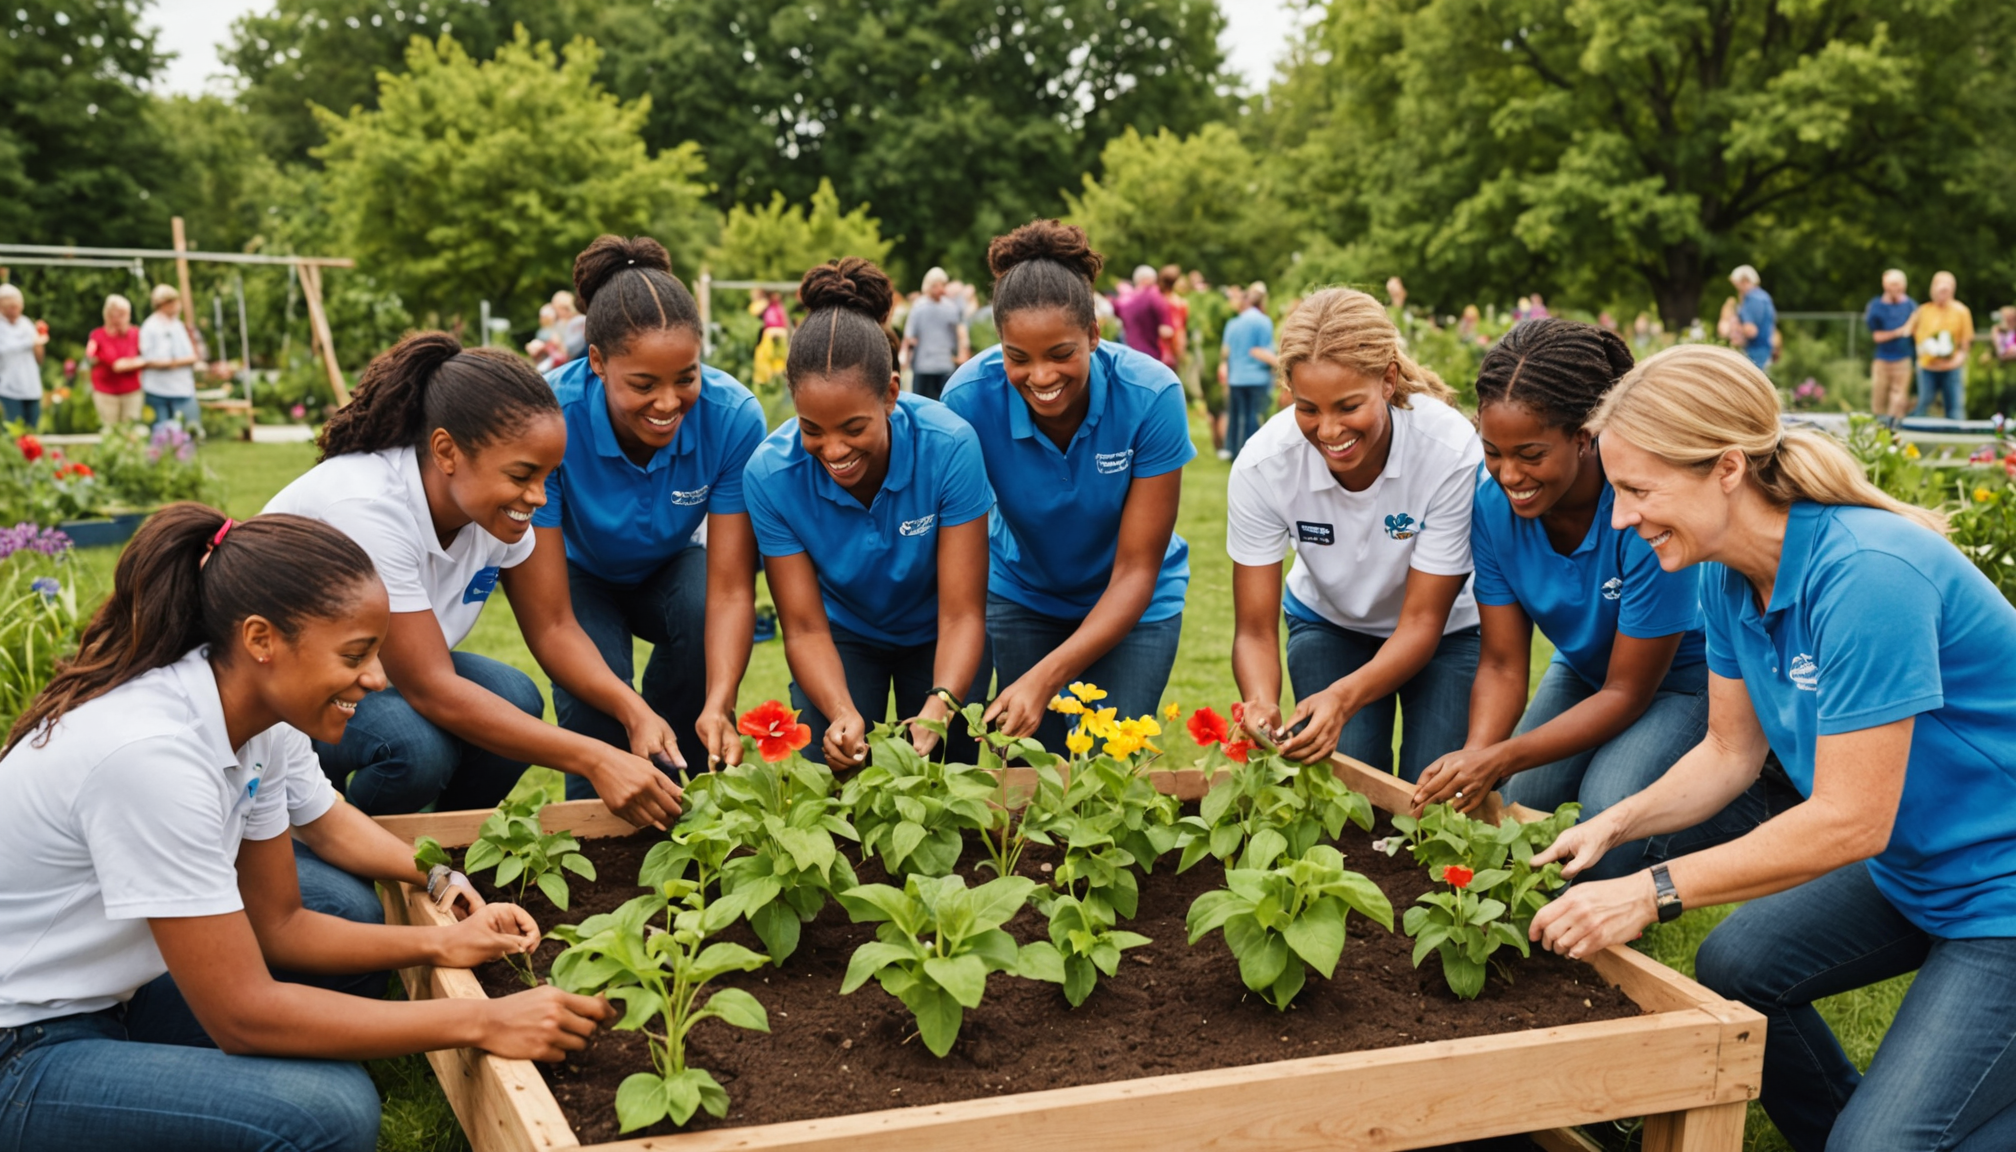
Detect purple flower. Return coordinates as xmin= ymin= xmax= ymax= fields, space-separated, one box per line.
xmin=30 ymin=576 xmax=60 ymax=599
xmin=0 ymin=523 xmax=74 ymax=562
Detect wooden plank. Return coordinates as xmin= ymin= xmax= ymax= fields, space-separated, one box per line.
xmin=1641 ymin=1101 xmax=1748 ymax=1152
xmin=373 ymin=799 xmax=638 ymax=849
xmin=1530 ymin=1129 xmax=1605 ymax=1152
xmin=296 ymin=262 xmax=351 ymax=407
xmin=170 ymin=217 xmax=194 ymax=339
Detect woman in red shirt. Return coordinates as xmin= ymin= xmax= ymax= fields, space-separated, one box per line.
xmin=83 ymin=293 xmax=145 ymax=428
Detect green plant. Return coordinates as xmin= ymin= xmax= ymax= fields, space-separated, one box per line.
xmin=1949 ymin=475 xmax=2016 ymax=602
xmin=1021 ymin=891 xmax=1151 ymax=1008
xmin=1170 ymin=710 xmax=1373 ymax=874
xmin=1400 ymin=862 xmax=1530 ymax=1000
xmin=0 ymin=541 xmax=84 ymax=737
xmin=1184 ymin=837 xmax=1394 ymax=1010
xmin=841 ymin=721 xmax=995 ymax=878
xmin=838 ymin=873 xmax=1051 ymax=1057
xmin=0 ymin=432 xmax=106 ymax=527
xmin=87 ymin=423 xmax=211 ymax=509
xmin=413 ymin=836 xmax=451 ymax=872
xmin=463 ymin=794 xmax=596 ymax=983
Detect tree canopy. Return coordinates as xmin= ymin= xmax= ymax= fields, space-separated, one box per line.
xmin=1065 ymin=124 xmax=1290 ymax=287
xmin=709 ymin=179 xmax=893 ymax=282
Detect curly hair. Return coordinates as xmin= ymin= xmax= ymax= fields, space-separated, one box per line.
xmin=986 ymin=219 xmax=1105 ymax=329
xmin=1475 ymin=317 xmax=1635 ymax=431
xmin=573 ymin=234 xmax=702 ymax=359
xmin=787 ymin=257 xmax=897 ymax=392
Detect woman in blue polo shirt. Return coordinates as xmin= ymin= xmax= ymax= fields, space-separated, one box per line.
xmin=743 ymin=259 xmax=992 ymax=766
xmin=1531 ymin=344 xmax=2016 ymax=1151
xmin=942 ymin=220 xmax=1195 ymax=751
xmin=528 ymin=235 xmax=768 ymax=777
xmin=1411 ymin=320 xmax=1774 ymax=879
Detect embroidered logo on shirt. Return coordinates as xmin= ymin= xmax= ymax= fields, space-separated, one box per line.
xmin=462 ymin=565 xmax=502 ymax=604
xmin=669 ymin=485 xmax=711 ymax=507
xmin=1383 ymin=513 xmax=1419 ymax=540
xmin=1788 ymin=654 xmax=1819 ymax=692
xmin=1296 ymin=521 xmax=1335 ymax=546
xmin=900 ymin=514 xmax=937 ymax=537
xmin=1095 ymin=449 xmax=1134 ymax=475
xmin=1601 ymin=577 xmax=1623 ymax=601
xmin=229 ymin=773 xmax=262 ymax=820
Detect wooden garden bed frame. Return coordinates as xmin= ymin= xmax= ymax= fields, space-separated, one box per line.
xmin=373 ymin=755 xmax=1762 ymax=1152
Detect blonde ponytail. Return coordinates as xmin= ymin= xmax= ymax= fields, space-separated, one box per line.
xmin=1588 ymin=344 xmax=1947 ymax=535
xmin=1277 ymin=287 xmax=1456 ymax=408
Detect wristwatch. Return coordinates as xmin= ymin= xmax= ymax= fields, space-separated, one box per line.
xmin=1650 ymin=863 xmax=1684 ymax=923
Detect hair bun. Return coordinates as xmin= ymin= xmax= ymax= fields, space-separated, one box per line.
xmin=798 ymin=257 xmax=894 ymax=323
xmin=573 ymin=235 xmax=672 ymax=306
xmin=398 ymin=329 xmax=465 ymax=377
xmin=987 ymin=219 xmax=1104 ymax=284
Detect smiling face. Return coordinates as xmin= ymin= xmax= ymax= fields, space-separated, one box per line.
xmin=1289 ymin=357 xmax=1396 ymax=488
xmin=999 ymin=306 xmax=1099 ymax=422
xmin=429 ymin=413 xmax=566 ymax=545
xmin=1600 ymin=432 xmax=1737 ymax=571
xmin=1478 ymin=401 xmax=1591 ymax=518
xmin=240 ymin=577 xmax=391 ymax=744
xmin=592 ymin=327 xmax=704 ymax=456
xmin=794 ymin=370 xmax=899 ymax=493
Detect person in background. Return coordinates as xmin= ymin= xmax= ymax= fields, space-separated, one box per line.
xmin=1728 ymin=265 xmax=1775 ymax=373
xmin=139 ymin=285 xmax=202 ymax=433
xmin=85 ymin=293 xmax=146 ymax=428
xmin=1992 ymin=306 xmax=2016 ymax=365
xmin=1114 ymin=264 xmax=1173 ymax=360
xmin=1385 ymin=276 xmax=1408 ymax=315
xmin=1861 ymin=269 xmax=1918 ymax=425
xmin=1631 ymin=313 xmax=1657 ymax=355
xmin=0 ymin=284 xmax=48 ymax=427
xmin=1527 ymin=293 xmax=1551 ymax=320
xmin=1157 ymin=264 xmax=1189 ymax=372
xmin=526 ymin=304 xmax=566 ymax=372
xmin=1219 ymin=281 xmax=1278 ymax=460
xmin=551 ymin=290 xmax=587 ymax=361
xmin=1457 ymin=305 xmax=1487 ymax=348
xmin=1910 ymin=271 xmax=1974 ymax=421
xmin=900 ymin=267 xmax=969 ymax=401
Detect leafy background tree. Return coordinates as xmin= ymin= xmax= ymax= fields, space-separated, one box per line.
xmin=1065 ymin=124 xmax=1290 ymax=287
xmin=708 ymin=179 xmax=893 ymax=282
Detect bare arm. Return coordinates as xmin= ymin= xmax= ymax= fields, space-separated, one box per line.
xmin=915 ymin=516 xmax=989 ymax=751
xmin=1276 ymin=568 xmax=1468 ymax=763
xmin=1231 ymin=559 xmax=1288 ymax=729
xmin=292 ymin=798 xmax=431 ymax=891
xmin=766 ymin=550 xmax=861 ymax=766
xmin=698 ymin=512 xmax=759 ymax=766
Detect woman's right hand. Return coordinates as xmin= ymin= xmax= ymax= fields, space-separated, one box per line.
xmin=1236 ymin=698 xmax=1285 ymax=744
xmin=479 ymin=986 xmax=615 ymax=1061
xmin=584 ymin=749 xmax=683 ymax=830
xmin=434 ymin=903 xmax=541 ymax=969
xmin=696 ymin=709 xmax=744 ymax=769
xmin=823 ymin=709 xmax=869 ymax=769
xmin=1277 ymin=685 xmax=1358 ymax=764
xmin=1532 ymin=811 xmax=1626 ymax=879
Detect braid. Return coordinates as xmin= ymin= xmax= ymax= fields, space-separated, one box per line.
xmin=1475 ymin=317 xmax=1635 ymax=431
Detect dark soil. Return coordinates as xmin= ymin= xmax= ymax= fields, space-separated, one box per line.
xmin=467 ymin=814 xmax=1641 ymax=1145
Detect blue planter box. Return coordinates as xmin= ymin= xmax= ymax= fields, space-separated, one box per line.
xmin=59 ymin=511 xmax=149 ymax=549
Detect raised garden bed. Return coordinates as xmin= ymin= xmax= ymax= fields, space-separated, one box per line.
xmin=375 ymin=757 xmax=1762 ymax=1152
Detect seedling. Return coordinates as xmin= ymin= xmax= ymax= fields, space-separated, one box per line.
xmin=413 ymin=835 xmax=451 ymax=873
xmin=1022 ymin=890 xmax=1151 ymax=1007
xmin=1185 ymin=836 xmax=1394 ymax=1010
xmin=842 ymin=721 xmax=995 ymax=877
xmin=462 ymin=794 xmax=596 ymax=985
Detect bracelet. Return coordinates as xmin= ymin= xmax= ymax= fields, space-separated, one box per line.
xmin=927 ymin=687 xmax=961 ymax=709
xmin=426 ymin=864 xmax=452 ymax=901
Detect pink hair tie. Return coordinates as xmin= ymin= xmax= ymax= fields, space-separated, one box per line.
xmin=200 ymin=518 xmax=236 ymax=569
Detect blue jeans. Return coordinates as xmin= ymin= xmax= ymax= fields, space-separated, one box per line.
xmin=1226 ymin=384 xmax=1269 ymax=458
xmin=0 ymin=397 xmax=39 ymax=428
xmin=1285 ymin=615 xmax=1479 ymax=782
xmin=787 ymin=623 xmax=983 ymax=766
xmin=558 ymin=548 xmax=709 ymax=801
xmin=1696 ymin=862 xmax=2016 ymax=1151
xmin=315 ymin=649 xmax=541 ymax=814
xmin=986 ymin=593 xmax=1183 ymax=755
xmin=144 ymin=393 xmax=202 ymax=433
xmin=1914 ymin=366 xmax=1967 ymax=419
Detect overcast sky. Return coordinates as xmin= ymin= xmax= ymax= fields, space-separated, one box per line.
xmin=147 ymin=0 xmax=1313 ymax=97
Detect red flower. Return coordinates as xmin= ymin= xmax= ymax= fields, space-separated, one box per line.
xmin=1442 ymin=865 xmax=1474 ymax=889
xmin=738 ymin=700 xmax=811 ymax=763
xmin=16 ymin=433 xmax=43 ymax=462
xmin=1230 ymin=701 xmax=1247 ymax=725
xmin=1187 ymin=706 xmax=1230 ymax=748
xmin=55 ymin=461 xmax=92 ymax=479
xmin=1223 ymin=739 xmax=1254 ymax=763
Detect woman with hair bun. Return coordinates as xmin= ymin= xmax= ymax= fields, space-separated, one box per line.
xmin=1410 ymin=319 xmax=1779 ymax=881
xmin=1530 ymin=344 xmax=2016 ymax=1151
xmin=265 ymin=331 xmax=684 ymax=831
xmin=941 ymin=220 xmax=1195 ymax=752
xmin=742 ymin=258 xmax=992 ymax=766
xmin=530 ymin=234 xmax=767 ymax=778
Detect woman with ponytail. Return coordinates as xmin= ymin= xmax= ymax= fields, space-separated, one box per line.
xmin=266 ymin=330 xmax=684 ymax=828
xmin=530 ymin=235 xmax=766 ymax=777
xmin=1530 ymin=345 xmax=2016 ymax=1151
xmin=1410 ymin=320 xmax=1785 ymax=879
xmin=742 ymin=258 xmax=991 ymax=766
xmin=942 ymin=220 xmax=1195 ymax=751
xmin=0 ymin=506 xmax=612 ymax=1152
xmin=1228 ymin=287 xmax=1481 ymax=778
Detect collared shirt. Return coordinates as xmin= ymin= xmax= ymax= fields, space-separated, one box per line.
xmin=265 ymin=446 xmax=536 ymax=649
xmin=1737 ymin=288 xmax=1775 ymax=369
xmin=1222 ymin=307 xmax=1275 ymax=386
xmin=1865 ymin=295 xmax=1918 ymax=362
xmin=1115 ymin=288 xmax=1171 ymax=358
xmin=0 ymin=315 xmax=40 ymax=401
xmin=1703 ymin=502 xmax=2016 ymax=938
xmin=1227 ymin=399 xmax=1481 ymax=638
xmin=533 ymin=357 xmax=766 ymax=586
xmin=904 ymin=295 xmax=965 ymax=376
xmin=138 ymin=311 xmax=197 ymax=398
xmin=744 ymin=393 xmax=993 ymax=646
xmin=0 ymin=648 xmax=302 ymax=1025
xmin=942 ymin=341 xmax=1196 ymax=622
xmin=1472 ymin=475 xmax=1705 ymax=688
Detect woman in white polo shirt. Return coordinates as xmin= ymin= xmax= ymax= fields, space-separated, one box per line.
xmin=265 ymin=332 xmax=683 ymax=828
xmin=0 ymin=505 xmax=611 ymax=1152
xmin=1228 ymin=287 xmax=1481 ymax=779
xmin=137 ymin=284 xmax=201 ymax=433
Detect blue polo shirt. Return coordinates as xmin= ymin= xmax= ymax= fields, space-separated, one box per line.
xmin=1222 ymin=308 xmax=1275 ymax=386
xmin=1865 ymin=295 xmax=1918 ymax=362
xmin=1471 ymin=476 xmax=1704 ymax=689
xmin=743 ymin=393 xmax=994 ymax=647
xmin=1738 ymin=288 xmax=1775 ymax=369
xmin=534 ymin=357 xmax=766 ymax=585
xmin=941 ymin=341 xmax=1196 ymax=622
xmin=1702 ymin=502 xmax=2016 ymax=938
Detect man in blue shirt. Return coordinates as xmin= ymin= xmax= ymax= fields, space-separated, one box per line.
xmin=1729 ymin=264 xmax=1775 ymax=372
xmin=1218 ymin=282 xmax=1278 ymax=460
xmin=1864 ymin=269 xmax=1917 ymax=424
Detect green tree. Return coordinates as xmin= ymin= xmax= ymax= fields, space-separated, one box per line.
xmin=1256 ymin=0 xmax=2016 ymax=323
xmin=708 ymin=179 xmax=893 ymax=281
xmin=1065 ymin=124 xmax=1291 ymax=287
xmin=312 ymin=29 xmax=714 ymax=328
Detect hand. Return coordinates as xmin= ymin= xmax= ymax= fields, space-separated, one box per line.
xmin=908 ymin=691 xmax=952 ymax=757
xmin=583 ymin=749 xmax=683 ymax=830
xmin=1277 ymin=685 xmax=1356 ymax=764
xmin=1411 ymin=747 xmax=1507 ymax=817
xmin=1528 ymin=871 xmax=1657 ymax=962
xmin=621 ymin=705 xmax=685 ymax=772
xmin=436 ymin=873 xmax=485 ymax=921
xmin=478 ymin=985 xmax=616 ymax=1061
xmin=823 ymin=709 xmax=869 ymax=769
xmin=1237 ymin=698 xmax=1285 ymax=743
xmin=1531 ymin=814 xmax=1624 ymax=880
xmin=434 ymin=902 xmax=541 ymax=969
xmin=695 ymin=709 xmax=743 ymax=770
xmin=983 ymin=670 xmax=1059 ymax=741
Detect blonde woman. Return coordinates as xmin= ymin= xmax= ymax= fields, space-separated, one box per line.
xmin=1227 ymin=287 xmax=1482 ymax=779
xmin=1531 ymin=344 xmax=2016 ymax=1151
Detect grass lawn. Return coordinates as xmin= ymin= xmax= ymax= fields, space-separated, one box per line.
xmin=73 ymin=434 xmax=1908 ymax=1151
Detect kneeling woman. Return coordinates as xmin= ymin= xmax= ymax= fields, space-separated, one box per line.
xmin=743 ymin=259 xmax=991 ymax=765
xmin=266 ymin=332 xmax=682 ymax=827
xmin=0 ymin=507 xmax=610 ymax=1152
xmin=1533 ymin=345 xmax=2016 ymax=1151
xmin=1229 ymin=288 xmax=1481 ymax=778
xmin=1411 ymin=319 xmax=1774 ymax=878
xmin=942 ymin=221 xmax=1195 ymax=750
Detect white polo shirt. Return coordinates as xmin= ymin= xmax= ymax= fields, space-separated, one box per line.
xmin=138 ymin=311 xmax=197 ymax=398
xmin=265 ymin=446 xmax=536 ymax=650
xmin=1227 ymin=397 xmax=1482 ymax=638
xmin=0 ymin=648 xmax=304 ymax=1026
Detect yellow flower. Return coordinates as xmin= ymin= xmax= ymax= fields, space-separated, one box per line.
xmin=1976 ymin=487 xmax=1996 ymax=503
xmin=1068 ymin=681 xmax=1108 ymax=702
xmin=1066 ymin=730 xmax=1095 ymax=755
xmin=1164 ymin=701 xmax=1182 ymax=722
xmin=1048 ymin=694 xmax=1085 ymax=715
xmin=1904 ymin=442 xmax=1921 ymax=459
xmin=1081 ymin=707 xmax=1119 ymax=738
xmin=1124 ymin=715 xmax=1162 ymax=739
xmin=1103 ymin=731 xmax=1143 ymax=758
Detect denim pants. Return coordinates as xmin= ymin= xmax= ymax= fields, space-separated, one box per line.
xmin=1284 ymin=615 xmax=1479 ymax=782
xmin=558 ymin=547 xmax=709 ymax=800
xmin=1696 ymin=862 xmax=2016 ymax=1151
xmin=986 ymin=593 xmax=1183 ymax=755
xmin=144 ymin=392 xmax=202 ymax=433
xmin=315 ymin=649 xmax=541 ymax=814
xmin=1226 ymin=384 xmax=1269 ymax=458
xmin=1913 ymin=366 xmax=1967 ymax=419
xmin=787 ymin=622 xmax=983 ymax=765
xmin=911 ymin=371 xmax=951 ymax=401
xmin=0 ymin=397 xmax=39 ymax=428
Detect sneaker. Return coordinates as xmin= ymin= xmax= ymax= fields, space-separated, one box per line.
xmin=1216 ymin=448 xmax=1232 ymax=461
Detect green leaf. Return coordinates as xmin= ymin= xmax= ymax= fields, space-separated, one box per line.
xmin=604 ymin=986 xmax=666 ymax=1031
xmin=1199 ymin=781 xmax=1234 ymax=825
xmin=923 ymin=953 xmax=990 ymax=1008
xmin=1208 ymin=823 xmax=1244 ymax=860
xmin=1242 ymin=827 xmax=1288 ymax=871
xmin=1063 ymin=953 xmax=1097 ymax=1008
xmin=841 ymin=941 xmax=917 ymax=994
xmin=1015 ymin=940 xmax=1066 ymax=984
xmin=698 ymin=987 xmax=770 ymax=1032
xmin=1185 ymin=890 xmax=1250 ymax=943
xmin=463 ymin=838 xmax=504 ymax=874
xmin=902 ymin=982 xmax=964 ymax=1058
xmin=663 ymin=1067 xmax=704 ymax=1126
xmin=413 ymin=836 xmax=451 ymax=871
xmin=494 ymin=854 xmax=525 ymax=889
xmin=969 ymin=876 xmax=1038 ymax=929
xmin=1282 ymin=896 xmax=1346 ymax=979
xmin=535 ymin=871 xmax=570 ymax=910
xmin=1321 ymin=870 xmax=1396 ymax=931
xmin=750 ymin=899 xmax=802 ymax=965
xmin=616 ymin=1072 xmax=670 ymax=1133
xmin=690 ymin=941 xmax=769 ymax=983
xmin=1267 ymin=955 xmax=1307 ymax=1010
xmin=561 ymin=853 xmax=596 ymax=881
xmin=1225 ymin=916 xmax=1289 ymax=992
xmin=1441 ymin=949 xmax=1487 ymax=1000
xmin=1411 ymin=925 xmax=1452 ymax=968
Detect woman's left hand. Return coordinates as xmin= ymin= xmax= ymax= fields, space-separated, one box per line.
xmin=984 ymin=672 xmax=1058 ymax=741
xmin=436 ymin=903 xmax=543 ymax=969
xmin=622 ymin=707 xmax=684 ymax=772
xmin=1277 ymin=685 xmax=1356 ymax=764
xmin=1528 ymin=872 xmax=1656 ymax=962
xmin=908 ymin=692 xmax=953 ymax=757
xmin=436 ymin=873 xmax=486 ymax=920
xmin=1411 ymin=747 xmax=1506 ymax=816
